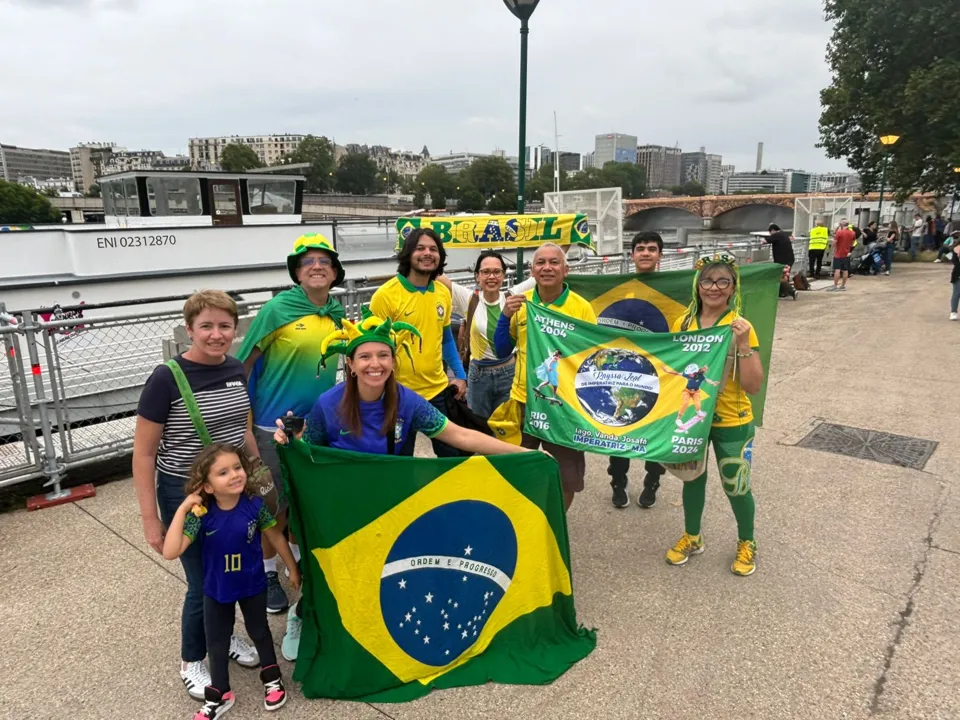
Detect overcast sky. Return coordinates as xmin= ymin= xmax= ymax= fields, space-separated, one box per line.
xmin=2 ymin=0 xmax=849 ymax=173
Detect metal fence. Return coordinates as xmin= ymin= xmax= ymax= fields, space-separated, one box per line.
xmin=0 ymin=236 xmax=801 ymax=500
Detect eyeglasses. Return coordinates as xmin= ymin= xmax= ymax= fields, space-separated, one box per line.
xmin=478 ymin=269 xmax=504 ymax=278
xmin=698 ymin=277 xmax=733 ymax=290
xmin=300 ymin=257 xmax=333 ymax=268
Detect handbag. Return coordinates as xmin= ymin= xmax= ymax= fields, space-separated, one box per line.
xmin=164 ymin=360 xmax=279 ymax=512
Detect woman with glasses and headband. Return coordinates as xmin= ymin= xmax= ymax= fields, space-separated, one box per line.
xmin=437 ymin=251 xmax=535 ymax=417
xmin=664 ymin=256 xmax=764 ymax=576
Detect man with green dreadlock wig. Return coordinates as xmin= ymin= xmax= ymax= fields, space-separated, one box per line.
xmin=271 ymin=310 xmax=538 ymax=663
xmin=663 ymin=254 xmax=765 ymax=577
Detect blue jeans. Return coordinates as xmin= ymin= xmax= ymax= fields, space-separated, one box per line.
xmin=952 ymin=281 xmax=960 ymax=314
xmin=910 ymin=235 xmax=921 ymax=259
xmin=467 ymin=359 xmax=516 ymax=419
xmin=157 ymin=469 xmax=206 ymax=662
xmin=885 ymin=244 xmax=895 ymax=272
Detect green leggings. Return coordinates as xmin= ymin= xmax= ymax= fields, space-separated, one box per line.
xmin=683 ymin=423 xmax=755 ymax=542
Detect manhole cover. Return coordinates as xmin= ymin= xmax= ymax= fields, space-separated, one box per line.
xmin=797 ymin=423 xmax=938 ymax=470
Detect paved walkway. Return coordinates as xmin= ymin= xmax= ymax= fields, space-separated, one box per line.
xmin=3 ymin=263 xmax=958 ymax=720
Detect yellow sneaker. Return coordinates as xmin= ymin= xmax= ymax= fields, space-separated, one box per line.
xmin=665 ymin=533 xmax=704 ymax=565
xmin=731 ymin=540 xmax=757 ymax=576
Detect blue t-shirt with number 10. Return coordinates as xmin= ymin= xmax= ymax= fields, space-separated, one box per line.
xmin=184 ymin=494 xmax=276 ymax=604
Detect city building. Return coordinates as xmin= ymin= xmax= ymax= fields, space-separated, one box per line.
xmin=17 ymin=176 xmax=76 ymax=193
xmin=526 ymin=144 xmax=553 ymax=172
xmin=71 ymin=142 xmax=123 ymax=194
xmin=636 ymin=145 xmax=682 ymax=189
xmin=720 ymin=164 xmax=736 ymax=194
xmin=680 ymin=147 xmax=723 ymax=193
xmin=725 ymin=171 xmax=787 ymax=194
xmin=557 ymin=151 xmax=581 ymax=173
xmin=782 ymin=169 xmax=813 ymax=194
xmin=808 ymin=172 xmax=859 ymax=193
xmin=0 ymin=143 xmax=72 ymax=184
xmin=188 ymin=134 xmax=306 ymax=170
xmin=582 ymin=151 xmax=596 ymax=169
xmin=594 ymin=133 xmax=637 ymax=167
xmin=431 ymin=150 xmax=521 ymax=175
xmin=343 ymin=144 xmax=428 ymax=179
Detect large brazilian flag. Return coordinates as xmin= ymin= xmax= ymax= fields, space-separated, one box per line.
xmin=566 ymin=264 xmax=781 ymax=425
xmin=279 ymin=441 xmax=596 ymax=702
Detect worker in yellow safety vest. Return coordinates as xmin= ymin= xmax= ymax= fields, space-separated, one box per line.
xmin=808 ymin=220 xmax=830 ymax=279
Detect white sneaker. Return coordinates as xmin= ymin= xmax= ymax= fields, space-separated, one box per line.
xmin=229 ymin=634 xmax=259 ymax=668
xmin=180 ymin=660 xmax=211 ymax=700
xmin=950 ymin=313 xmax=958 ymax=321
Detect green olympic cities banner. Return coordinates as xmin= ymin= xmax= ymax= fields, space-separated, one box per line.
xmin=566 ymin=263 xmax=781 ymax=426
xmin=525 ymin=304 xmax=732 ymax=462
xmin=396 ymin=213 xmax=595 ymax=253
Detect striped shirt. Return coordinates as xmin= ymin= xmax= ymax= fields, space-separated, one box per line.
xmin=451 ymin=278 xmax=535 ymax=364
xmin=137 ymin=355 xmax=250 ymax=478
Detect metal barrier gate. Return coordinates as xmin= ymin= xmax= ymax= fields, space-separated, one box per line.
xmin=0 ymin=236 xmax=798 ymax=502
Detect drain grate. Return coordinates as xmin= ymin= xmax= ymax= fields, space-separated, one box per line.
xmin=797 ymin=423 xmax=938 ymax=470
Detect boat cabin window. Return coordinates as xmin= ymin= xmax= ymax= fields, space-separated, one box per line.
xmin=101 ymin=179 xmax=140 ymax=217
xmin=247 ymin=178 xmax=296 ymax=215
xmin=146 ymin=176 xmax=202 ymax=216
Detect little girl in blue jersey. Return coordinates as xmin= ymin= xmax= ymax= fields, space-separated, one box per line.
xmin=164 ymin=443 xmax=300 ymax=719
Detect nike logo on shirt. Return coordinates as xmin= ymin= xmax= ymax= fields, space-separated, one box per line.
xmin=205 ymin=530 xmax=218 ymax=536
xmin=340 ymin=429 xmax=351 ymax=435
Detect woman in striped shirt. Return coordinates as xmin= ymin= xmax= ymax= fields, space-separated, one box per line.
xmin=438 ymin=251 xmax=534 ymax=418
xmin=132 ymin=290 xmax=261 ymax=701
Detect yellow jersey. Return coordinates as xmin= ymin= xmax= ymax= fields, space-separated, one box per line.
xmin=671 ymin=312 xmax=759 ymax=428
xmin=370 ymin=274 xmax=452 ymax=400
xmin=508 ymin=285 xmax=597 ymax=404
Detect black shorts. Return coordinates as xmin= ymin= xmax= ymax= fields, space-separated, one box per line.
xmin=832 ymin=257 xmax=851 ymax=272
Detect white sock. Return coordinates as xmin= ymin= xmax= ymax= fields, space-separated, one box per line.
xmin=289 ymin=543 xmax=301 ymax=563
xmin=263 ymin=556 xmax=277 ymax=574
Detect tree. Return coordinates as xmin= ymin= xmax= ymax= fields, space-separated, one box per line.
xmin=598 ymin=161 xmax=647 ymax=199
xmin=526 ymin=163 xmax=568 ymax=202
xmin=42 ymin=187 xmax=59 ymax=197
xmin=0 ymin=180 xmax=63 ymax=224
xmin=679 ymin=180 xmax=707 ymax=196
xmin=335 ymin=151 xmax=382 ymax=195
xmin=412 ymin=164 xmax=456 ymax=208
xmin=460 ymin=156 xmax=516 ymax=205
xmin=219 ymin=143 xmax=262 ymax=172
xmin=86 ymin=183 xmax=101 ymax=198
xmin=284 ymin=135 xmax=337 ymax=193
xmin=818 ymin=0 xmax=960 ymax=198
xmin=457 ymin=187 xmax=486 ymax=212
xmin=486 ymin=190 xmax=516 ymax=213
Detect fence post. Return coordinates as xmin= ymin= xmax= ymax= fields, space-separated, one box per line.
xmin=0 ymin=304 xmax=42 ymax=478
xmin=21 ymin=312 xmax=95 ymax=509
xmin=343 ymin=278 xmax=358 ymax=320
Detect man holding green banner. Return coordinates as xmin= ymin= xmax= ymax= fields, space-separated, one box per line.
xmin=493 ymin=244 xmax=598 ymax=511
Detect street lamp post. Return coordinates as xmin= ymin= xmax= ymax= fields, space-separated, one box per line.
xmin=876 ymin=134 xmax=900 ymax=226
xmin=952 ymin=167 xmax=960 ymax=222
xmin=504 ymin=0 xmax=541 ymax=275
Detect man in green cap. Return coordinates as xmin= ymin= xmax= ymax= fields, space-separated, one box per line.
xmin=237 ymin=232 xmax=346 ymax=614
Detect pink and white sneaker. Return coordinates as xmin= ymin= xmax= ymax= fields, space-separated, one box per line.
xmin=260 ymin=664 xmax=287 ymax=711
xmin=193 ymin=686 xmax=235 ymax=719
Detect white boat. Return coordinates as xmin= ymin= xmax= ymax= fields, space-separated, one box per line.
xmin=0 ymin=170 xmax=413 ymax=314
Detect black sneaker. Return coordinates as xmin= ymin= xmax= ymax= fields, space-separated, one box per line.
xmin=195 ymin=686 xmax=235 ymax=719
xmin=265 ymin=571 xmax=289 ymax=614
xmin=637 ymin=474 xmax=660 ymax=509
xmin=610 ymin=475 xmax=629 ymax=508
xmin=260 ymin=664 xmax=287 ymax=711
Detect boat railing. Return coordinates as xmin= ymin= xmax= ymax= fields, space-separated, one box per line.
xmin=0 ymin=236 xmax=800 ymax=502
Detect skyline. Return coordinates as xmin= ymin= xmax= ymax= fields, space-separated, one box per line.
xmin=2 ymin=0 xmax=851 ymax=174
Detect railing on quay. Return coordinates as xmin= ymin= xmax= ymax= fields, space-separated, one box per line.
xmin=0 ymin=236 xmax=801 ymax=500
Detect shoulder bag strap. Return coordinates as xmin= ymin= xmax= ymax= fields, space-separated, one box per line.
xmin=165 ymin=359 xmax=213 ymax=447
xmin=459 ymin=291 xmax=481 ymax=365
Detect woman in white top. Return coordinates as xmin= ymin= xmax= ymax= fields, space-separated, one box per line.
xmin=437 ymin=251 xmax=535 ymax=417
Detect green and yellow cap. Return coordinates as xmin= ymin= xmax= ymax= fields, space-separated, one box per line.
xmin=287 ymin=233 xmax=345 ymax=287
xmin=319 ymin=307 xmax=422 ymax=369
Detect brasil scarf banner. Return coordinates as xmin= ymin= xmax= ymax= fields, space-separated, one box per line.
xmin=565 ymin=262 xmax=781 ymax=426
xmin=395 ymin=213 xmax=595 ymax=253
xmin=279 ymin=441 xmax=596 ymax=702
xmin=525 ymin=304 xmax=732 ymax=461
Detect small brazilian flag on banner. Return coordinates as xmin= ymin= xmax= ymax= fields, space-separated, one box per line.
xmin=279 ymin=442 xmax=596 ymax=702
xmin=526 ymin=305 xmax=732 ymax=461
xmin=566 ymin=263 xmax=781 ymax=425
